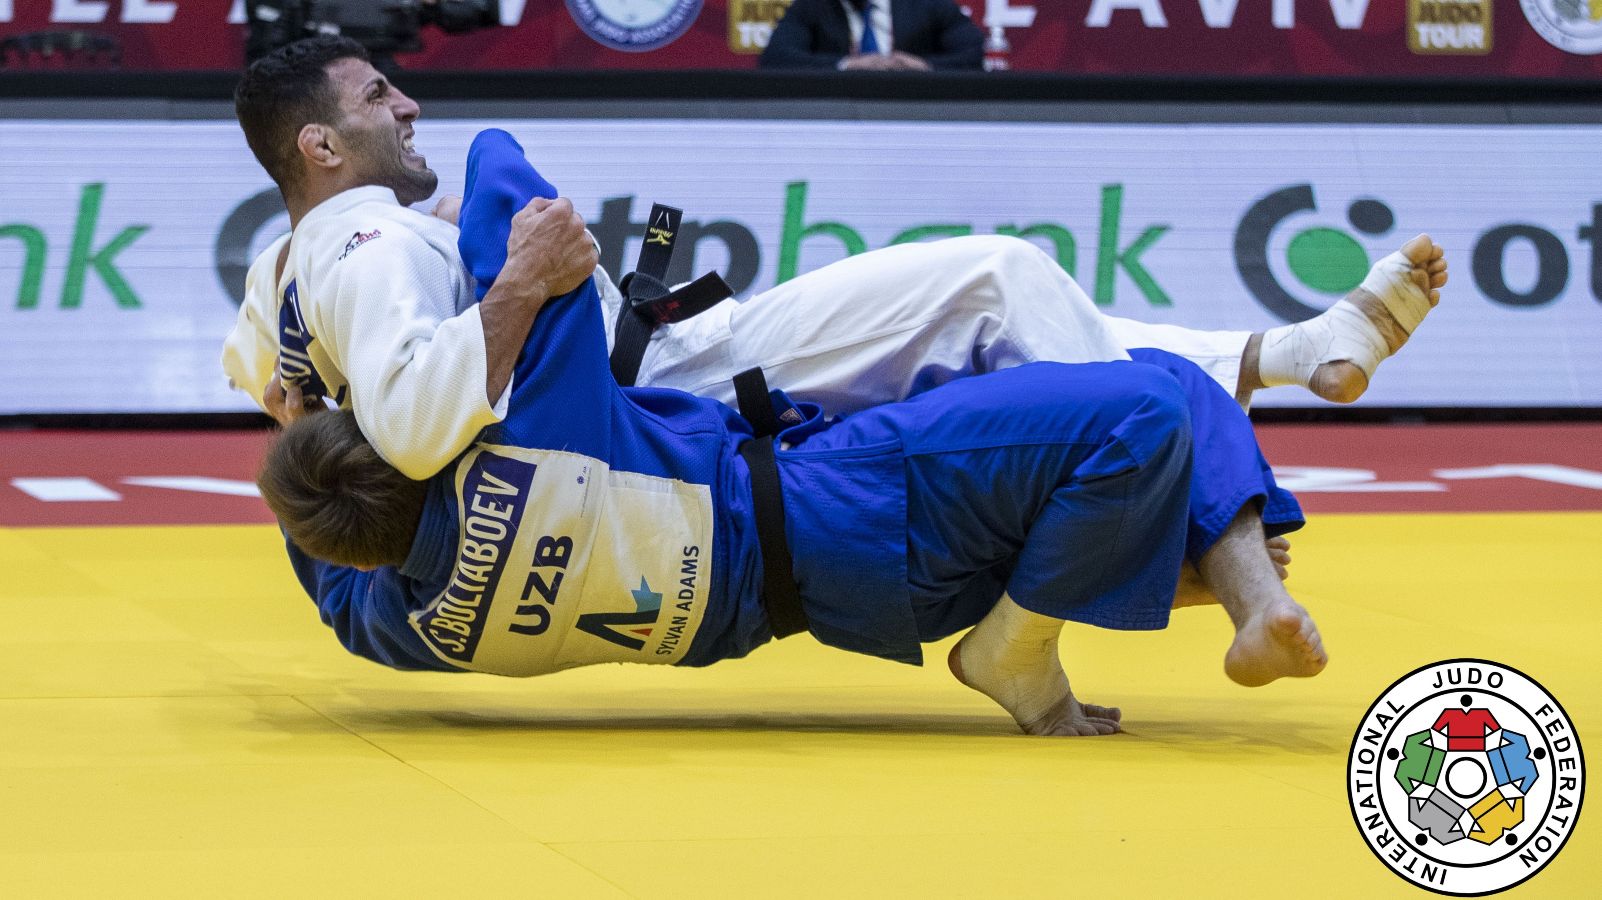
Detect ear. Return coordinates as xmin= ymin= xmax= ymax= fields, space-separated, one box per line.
xmin=296 ymin=123 xmax=342 ymax=172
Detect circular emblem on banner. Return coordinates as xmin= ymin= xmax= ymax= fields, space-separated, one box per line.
xmin=1521 ymin=0 xmax=1602 ymax=54
xmin=565 ymin=0 xmax=704 ymax=52
xmin=1347 ymin=660 xmax=1585 ymax=895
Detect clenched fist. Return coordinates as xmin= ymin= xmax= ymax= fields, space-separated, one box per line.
xmin=500 ymin=197 xmax=598 ymax=303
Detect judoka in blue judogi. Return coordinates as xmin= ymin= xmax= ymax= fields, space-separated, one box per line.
xmin=263 ymin=130 xmax=1327 ymax=736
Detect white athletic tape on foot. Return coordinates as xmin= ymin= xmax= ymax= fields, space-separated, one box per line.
xmin=1360 ymin=249 xmax=1433 ymax=335
xmin=1257 ymin=300 xmax=1388 ymax=386
xmin=1257 ymin=250 xmax=1432 ymax=387
xmin=956 ymin=594 xmax=1071 ymax=726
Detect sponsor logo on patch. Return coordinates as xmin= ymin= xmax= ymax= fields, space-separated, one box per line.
xmin=337 ymin=229 xmax=382 ymax=260
xmin=1410 ymin=0 xmax=1493 ymax=54
xmin=1521 ymin=0 xmax=1602 ymax=54
xmin=1348 ymin=659 xmax=1584 ymax=895
xmin=575 ymin=576 xmax=664 ymax=651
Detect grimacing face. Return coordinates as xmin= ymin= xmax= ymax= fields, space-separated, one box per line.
xmin=324 ymin=57 xmax=439 ymax=205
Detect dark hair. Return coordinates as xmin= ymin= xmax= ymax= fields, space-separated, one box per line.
xmin=258 ymin=409 xmax=428 ymax=569
xmin=234 ymin=35 xmax=370 ymax=193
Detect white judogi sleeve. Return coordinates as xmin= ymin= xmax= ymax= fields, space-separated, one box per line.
xmin=302 ymin=223 xmax=502 ymax=480
xmin=220 ymin=233 xmax=289 ymax=407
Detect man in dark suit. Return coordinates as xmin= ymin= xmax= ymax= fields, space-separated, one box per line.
xmin=759 ymin=0 xmax=984 ymax=71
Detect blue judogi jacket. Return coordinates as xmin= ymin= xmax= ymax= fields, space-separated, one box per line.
xmin=285 ymin=130 xmax=918 ymax=674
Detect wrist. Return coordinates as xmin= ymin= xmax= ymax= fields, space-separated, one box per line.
xmin=487 ymin=273 xmax=551 ymax=307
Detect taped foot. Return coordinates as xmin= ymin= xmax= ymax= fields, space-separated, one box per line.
xmin=948 ymin=636 xmax=1122 ymax=737
xmin=1223 ymin=599 xmax=1329 ymax=688
xmin=941 ymin=640 xmax=1121 ymax=733
xmin=1259 ymin=233 xmax=1447 ymax=403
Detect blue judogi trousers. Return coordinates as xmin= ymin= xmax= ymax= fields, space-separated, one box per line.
xmin=783 ymin=351 xmax=1302 ymax=647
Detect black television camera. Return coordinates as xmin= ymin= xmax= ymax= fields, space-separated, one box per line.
xmin=245 ymin=0 xmax=500 ymax=66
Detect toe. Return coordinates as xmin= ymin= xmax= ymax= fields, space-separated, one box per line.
xmin=1081 ymin=703 xmax=1122 ymax=722
xmin=1401 ymin=233 xmax=1433 ymax=264
xmin=1410 ymin=268 xmax=1431 ymax=295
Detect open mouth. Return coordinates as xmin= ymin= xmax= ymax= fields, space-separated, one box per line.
xmin=401 ymin=134 xmax=426 ymax=165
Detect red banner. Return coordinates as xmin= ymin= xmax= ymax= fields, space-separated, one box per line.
xmin=5 ymin=425 xmax=1600 ymax=527
xmin=3 ymin=1 xmax=1601 ymax=78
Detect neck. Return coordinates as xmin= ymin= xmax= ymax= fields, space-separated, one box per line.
xmin=286 ymin=173 xmax=368 ymax=227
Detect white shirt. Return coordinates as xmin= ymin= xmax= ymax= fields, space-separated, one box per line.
xmin=842 ymin=0 xmax=892 ymax=55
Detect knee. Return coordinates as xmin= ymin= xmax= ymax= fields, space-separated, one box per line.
xmin=930 ymin=234 xmax=1054 ymax=274
xmin=974 ymin=234 xmax=1055 ymax=271
xmin=1122 ymin=363 xmax=1192 ymax=439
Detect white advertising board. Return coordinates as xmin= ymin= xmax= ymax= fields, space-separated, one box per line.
xmin=1 ymin=118 xmax=1599 ymax=412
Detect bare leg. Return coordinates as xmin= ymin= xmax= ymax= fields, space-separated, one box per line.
xmin=948 ymin=594 xmax=1122 ymax=737
xmin=1235 ymin=334 xmax=1266 ymax=405
xmin=1175 ymin=535 xmax=1289 ymax=608
xmin=1199 ymin=509 xmax=1328 ymax=687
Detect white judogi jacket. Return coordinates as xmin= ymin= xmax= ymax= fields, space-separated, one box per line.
xmin=222 ymin=186 xmax=633 ymax=480
xmin=222 ymin=187 xmax=492 ymax=479
xmin=224 ymin=189 xmax=1249 ymax=480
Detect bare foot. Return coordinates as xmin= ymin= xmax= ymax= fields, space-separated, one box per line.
xmin=1268 ymin=535 xmax=1292 ymax=581
xmin=948 ymin=636 xmax=1122 ymax=736
xmin=1012 ymin=689 xmax=1125 ymax=737
xmin=1222 ymin=599 xmax=1329 ymax=687
xmin=1174 ymin=536 xmax=1291 ymax=609
xmin=1310 ymin=233 xmax=1447 ymax=403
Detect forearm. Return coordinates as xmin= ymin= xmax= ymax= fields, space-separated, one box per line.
xmin=480 ymin=276 xmax=551 ymax=406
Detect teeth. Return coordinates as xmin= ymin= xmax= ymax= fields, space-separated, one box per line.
xmin=402 ymin=137 xmax=414 ymax=151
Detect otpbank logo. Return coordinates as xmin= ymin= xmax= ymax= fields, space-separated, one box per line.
xmin=1234 ymin=184 xmax=1398 ymax=323
xmin=1235 ymin=184 xmax=1602 ymax=323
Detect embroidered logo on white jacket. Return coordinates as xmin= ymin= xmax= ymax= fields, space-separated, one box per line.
xmin=337 ymin=229 xmax=382 ymax=260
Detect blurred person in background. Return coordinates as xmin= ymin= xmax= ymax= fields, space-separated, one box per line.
xmin=759 ymin=0 xmax=984 ymax=71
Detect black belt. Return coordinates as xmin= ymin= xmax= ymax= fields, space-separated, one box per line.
xmin=608 ymin=204 xmax=733 ymax=388
xmin=733 ymin=367 xmax=809 ymax=639
xmin=604 ymin=202 xmax=809 ymax=639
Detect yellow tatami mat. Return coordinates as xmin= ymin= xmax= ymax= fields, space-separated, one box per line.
xmin=2 ymin=512 xmax=1597 ymax=898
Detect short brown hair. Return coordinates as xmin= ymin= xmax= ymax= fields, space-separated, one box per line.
xmin=258 ymin=410 xmax=428 ymax=569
